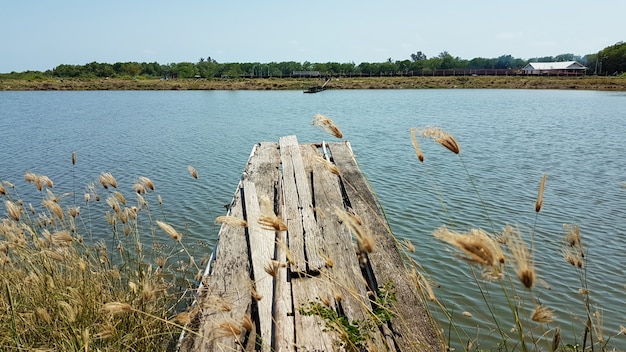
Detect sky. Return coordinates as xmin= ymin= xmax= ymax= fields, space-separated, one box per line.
xmin=1 ymin=0 xmax=624 ymax=73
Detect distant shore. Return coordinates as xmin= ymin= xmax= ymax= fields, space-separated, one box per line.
xmin=2 ymin=76 xmax=626 ymax=91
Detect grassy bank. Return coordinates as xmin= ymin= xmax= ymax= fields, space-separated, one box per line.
xmin=2 ymin=75 xmax=626 ymax=91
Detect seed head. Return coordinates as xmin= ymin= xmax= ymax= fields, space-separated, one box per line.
xmin=531 ymin=305 xmax=555 ymax=323
xmin=335 ymin=207 xmax=374 ymax=253
xmin=217 ymin=321 xmax=242 ymax=338
xmin=99 ymin=172 xmax=117 ymax=189
xmin=419 ymin=126 xmax=461 ymax=154
xmin=215 ymin=215 xmax=248 ymax=227
xmin=139 ymin=176 xmax=155 ymax=191
xmin=156 ymin=220 xmax=182 ymax=241
xmin=312 ymin=113 xmax=343 ymax=139
xmin=535 ymin=173 xmax=547 ymax=212
xmin=187 ymin=166 xmax=198 ymax=179
xmin=410 ymin=128 xmax=425 ymax=162
xmin=102 ymin=302 xmax=132 ymax=315
xmin=43 ymin=199 xmax=64 ymax=220
xmin=52 ymin=230 xmax=73 ymax=246
xmin=71 ymin=152 xmax=76 ymax=165
xmin=504 ymin=225 xmax=535 ymax=289
xmin=5 ymin=200 xmax=21 ymax=221
xmin=313 ymin=155 xmax=340 ymax=175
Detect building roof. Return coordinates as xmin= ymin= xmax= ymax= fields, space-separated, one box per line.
xmin=523 ymin=61 xmax=586 ymax=70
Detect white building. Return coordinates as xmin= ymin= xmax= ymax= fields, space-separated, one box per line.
xmin=522 ymin=61 xmax=586 ymax=75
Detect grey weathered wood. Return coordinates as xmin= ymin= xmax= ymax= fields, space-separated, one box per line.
xmin=243 ymin=180 xmax=276 ymax=352
xmin=329 ymin=141 xmax=443 ymax=351
xmin=178 ymin=182 xmax=251 ymax=351
xmin=279 ymin=135 xmax=324 ymax=274
xmin=181 ymin=136 xmax=443 ymax=352
xmin=272 ymin=176 xmax=295 ymax=352
xmin=302 ymin=144 xmax=391 ymax=351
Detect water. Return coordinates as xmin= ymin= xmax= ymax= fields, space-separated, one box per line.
xmin=1 ymin=89 xmax=625 ymax=350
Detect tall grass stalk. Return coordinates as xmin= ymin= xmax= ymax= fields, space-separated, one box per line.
xmin=0 ymin=163 xmax=204 ymax=350
xmin=410 ymin=126 xmax=616 ymax=351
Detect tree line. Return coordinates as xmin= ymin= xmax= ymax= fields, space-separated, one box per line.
xmin=3 ymin=42 xmax=625 ymax=79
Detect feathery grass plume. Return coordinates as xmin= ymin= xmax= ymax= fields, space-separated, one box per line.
xmin=531 ymin=305 xmax=555 ymax=323
xmin=41 ymin=175 xmax=54 ymax=188
xmin=403 ymin=238 xmax=415 ymax=253
xmin=106 ymin=195 xmax=121 ymax=213
xmin=258 ymin=196 xmax=288 ymax=231
xmin=335 ymin=207 xmax=374 ymax=253
xmin=313 ymin=154 xmax=340 ymax=174
xmin=156 ymin=220 xmax=182 ymax=241
xmin=25 ymin=171 xmax=51 ymax=191
xmin=215 ymin=215 xmax=248 ymax=227
xmin=503 ymin=225 xmax=535 ymax=289
xmin=562 ymin=224 xmax=584 ymax=267
xmin=113 ymin=191 xmax=126 ymax=205
xmin=67 ymin=206 xmax=80 ymax=218
xmin=132 ymin=183 xmax=146 ymax=194
xmin=52 ymin=230 xmax=73 ymax=246
xmin=72 ymin=151 xmax=76 ymax=165
xmin=43 ymin=199 xmax=64 ymax=220
xmin=264 ymin=260 xmax=284 ymax=277
xmin=187 ymin=166 xmax=198 ymax=179
xmin=433 ymin=226 xmax=503 ymax=280
xmin=411 ymin=267 xmax=437 ymax=302
xmin=175 ymin=312 xmax=192 ymax=326
xmin=138 ymin=176 xmax=155 ymax=191
xmin=419 ymin=126 xmax=461 ymax=154
xmin=5 ymin=200 xmax=21 ymax=221
xmin=410 ymin=127 xmax=425 ymax=162
xmin=535 ymin=173 xmax=547 ymax=212
xmin=99 ymin=172 xmax=117 ymax=189
xmin=102 ymin=302 xmax=132 ymax=315
xmin=217 ymin=321 xmax=243 ymax=338
xmin=0 ymin=182 xmax=6 ymax=196
xmin=312 ymin=113 xmax=343 ymax=139
xmin=241 ymin=315 xmax=254 ymax=332
xmin=83 ymin=193 xmax=90 ymax=203
xmin=594 ymin=310 xmax=605 ymax=344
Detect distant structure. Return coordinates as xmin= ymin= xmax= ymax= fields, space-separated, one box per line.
xmin=292 ymin=70 xmax=321 ymax=77
xmin=522 ymin=61 xmax=586 ymax=75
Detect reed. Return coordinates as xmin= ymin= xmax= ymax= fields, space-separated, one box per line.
xmin=0 ymin=160 xmax=204 ymax=351
xmin=410 ymin=126 xmax=619 ymax=351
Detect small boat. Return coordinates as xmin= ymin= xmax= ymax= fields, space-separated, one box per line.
xmin=303 ymin=85 xmax=326 ymax=93
xmin=303 ymin=78 xmax=330 ymax=93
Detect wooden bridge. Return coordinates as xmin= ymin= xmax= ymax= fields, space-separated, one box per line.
xmin=178 ymin=136 xmax=442 ymax=351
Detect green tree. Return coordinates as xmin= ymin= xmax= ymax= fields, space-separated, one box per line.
xmin=410 ymin=51 xmax=427 ymax=61
xmin=597 ymin=41 xmax=626 ymax=75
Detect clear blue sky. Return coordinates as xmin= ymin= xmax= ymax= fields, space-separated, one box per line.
xmin=2 ymin=0 xmax=624 ymax=73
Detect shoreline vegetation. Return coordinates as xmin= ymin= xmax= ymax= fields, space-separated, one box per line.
xmin=2 ymin=75 xmax=626 ymax=91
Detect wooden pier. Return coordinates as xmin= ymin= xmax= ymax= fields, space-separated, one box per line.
xmin=178 ymin=136 xmax=442 ymax=351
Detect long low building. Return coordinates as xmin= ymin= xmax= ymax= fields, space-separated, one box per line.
xmin=522 ymin=61 xmax=586 ymax=75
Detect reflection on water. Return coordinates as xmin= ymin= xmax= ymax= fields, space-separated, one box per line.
xmin=1 ymin=89 xmax=625 ymax=350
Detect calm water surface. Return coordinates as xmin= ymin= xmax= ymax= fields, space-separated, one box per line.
xmin=1 ymin=89 xmax=625 ymax=350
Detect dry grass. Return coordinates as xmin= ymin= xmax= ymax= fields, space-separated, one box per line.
xmin=3 ymin=76 xmax=626 ymax=91
xmin=0 ymin=168 xmax=200 ymax=351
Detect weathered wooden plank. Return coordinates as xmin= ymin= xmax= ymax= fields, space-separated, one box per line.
xmin=279 ymin=140 xmax=334 ymax=351
xmin=179 ymin=182 xmax=252 ymax=352
xmin=243 ymin=179 xmax=277 ymax=352
xmin=328 ymin=141 xmax=443 ymax=351
xmin=290 ymin=272 xmax=337 ymax=351
xmin=272 ymin=176 xmax=295 ymax=352
xmin=302 ymin=144 xmax=391 ymax=351
xmin=279 ymin=135 xmax=324 ymax=274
